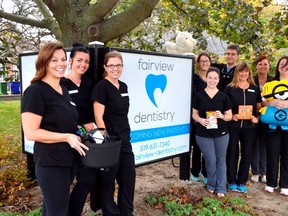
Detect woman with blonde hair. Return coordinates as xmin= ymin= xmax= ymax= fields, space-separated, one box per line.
xmin=224 ymin=62 xmax=262 ymax=193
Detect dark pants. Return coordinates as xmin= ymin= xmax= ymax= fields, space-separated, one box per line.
xmin=266 ymin=129 xmax=288 ymax=188
xmin=91 ymin=151 xmax=136 ymax=216
xmin=116 ymin=152 xmax=135 ymax=215
xmin=35 ymin=164 xmax=76 ymax=216
xmin=227 ymin=126 xmax=257 ymax=185
xmin=69 ymin=161 xmax=97 ymax=216
xmin=251 ymin=128 xmax=267 ymax=176
xmin=190 ymin=126 xmax=207 ymax=178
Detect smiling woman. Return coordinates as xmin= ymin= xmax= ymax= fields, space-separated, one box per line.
xmin=224 ymin=61 xmax=262 ymax=194
xmin=91 ymin=50 xmax=136 ymax=216
xmin=192 ymin=67 xmax=232 ymax=197
xmin=21 ymin=42 xmax=89 ymax=216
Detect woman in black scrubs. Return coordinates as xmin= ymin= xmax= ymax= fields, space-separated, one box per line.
xmin=91 ymin=50 xmax=136 ymax=216
xmin=21 ymin=42 xmax=88 ymax=216
xmin=224 ymin=62 xmax=262 ymax=193
xmin=190 ymin=53 xmax=211 ymax=184
xmin=60 ymin=43 xmax=96 ymax=216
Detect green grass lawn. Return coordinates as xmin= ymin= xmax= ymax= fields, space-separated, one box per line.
xmin=0 ymin=100 xmax=21 ymax=137
xmin=0 ymin=100 xmax=22 ymax=163
xmin=0 ymin=100 xmax=34 ymax=207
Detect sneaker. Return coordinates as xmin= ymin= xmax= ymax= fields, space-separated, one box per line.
xmin=261 ymin=175 xmax=267 ymax=183
xmin=237 ymin=184 xmax=247 ymax=193
xmin=251 ymin=175 xmax=259 ymax=183
xmin=228 ymin=183 xmax=238 ymax=192
xmin=200 ymin=172 xmax=208 ymax=184
xmin=264 ymin=185 xmax=275 ymax=193
xmin=190 ymin=173 xmax=200 ymax=182
xmin=280 ymin=188 xmax=288 ymax=196
xmin=203 ymin=177 xmax=208 ymax=184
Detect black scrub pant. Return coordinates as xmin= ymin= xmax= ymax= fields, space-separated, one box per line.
xmin=251 ymin=127 xmax=267 ymax=176
xmin=266 ymin=129 xmax=288 ymax=188
xmin=190 ymin=124 xmax=207 ymax=178
xmin=226 ymin=126 xmax=257 ymax=185
xmin=35 ymin=164 xmax=76 ymax=216
xmin=191 ymin=141 xmax=207 ymax=178
xmin=69 ymin=161 xmax=97 ymax=216
xmin=91 ymin=151 xmax=136 ymax=216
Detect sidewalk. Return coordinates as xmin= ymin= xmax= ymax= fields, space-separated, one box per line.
xmin=0 ymin=94 xmax=20 ymax=101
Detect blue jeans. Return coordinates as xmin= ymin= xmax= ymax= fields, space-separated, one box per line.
xmin=35 ymin=164 xmax=76 ymax=216
xmin=196 ymin=134 xmax=229 ymax=193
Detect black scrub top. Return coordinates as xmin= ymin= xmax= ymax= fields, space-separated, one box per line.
xmin=193 ymin=73 xmax=207 ymax=94
xmin=212 ymin=63 xmax=236 ymax=91
xmin=61 ymin=75 xmax=95 ymax=125
xmin=91 ymin=79 xmax=131 ymax=152
xmin=224 ymin=84 xmax=262 ymax=128
xmin=193 ymin=90 xmax=232 ymax=138
xmin=21 ymin=81 xmax=79 ymax=166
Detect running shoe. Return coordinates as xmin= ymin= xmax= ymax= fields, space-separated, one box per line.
xmin=228 ymin=183 xmax=238 ymax=192
xmin=237 ymin=184 xmax=247 ymax=193
xmin=251 ymin=175 xmax=259 ymax=183
xmin=264 ymin=185 xmax=275 ymax=193
xmin=280 ymin=188 xmax=288 ymax=196
xmin=190 ymin=173 xmax=200 ymax=182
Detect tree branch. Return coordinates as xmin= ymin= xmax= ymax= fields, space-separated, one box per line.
xmin=96 ymin=0 xmax=160 ymax=42
xmin=35 ymin=0 xmax=62 ymax=39
xmin=87 ymin=0 xmax=119 ymax=23
xmin=169 ymin=0 xmax=188 ymax=15
xmin=0 ymin=9 xmax=46 ymax=28
xmin=34 ymin=0 xmax=52 ymax=19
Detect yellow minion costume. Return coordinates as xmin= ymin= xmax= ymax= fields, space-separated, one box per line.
xmin=259 ymin=80 xmax=288 ymax=130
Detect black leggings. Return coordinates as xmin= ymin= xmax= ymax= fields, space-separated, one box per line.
xmin=226 ymin=126 xmax=257 ymax=185
xmin=90 ymin=151 xmax=136 ymax=216
xmin=35 ymin=164 xmax=76 ymax=216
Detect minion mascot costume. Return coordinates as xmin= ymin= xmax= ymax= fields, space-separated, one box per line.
xmin=259 ymin=80 xmax=288 ymax=130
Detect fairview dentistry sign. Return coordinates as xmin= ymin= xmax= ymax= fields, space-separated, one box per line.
xmin=119 ymin=50 xmax=194 ymax=165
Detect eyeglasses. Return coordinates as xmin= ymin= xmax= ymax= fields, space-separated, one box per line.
xmin=106 ymin=64 xmax=123 ymax=69
xmin=199 ymin=60 xmax=210 ymax=63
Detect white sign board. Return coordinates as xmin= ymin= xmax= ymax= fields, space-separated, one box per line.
xmin=119 ymin=50 xmax=193 ymax=165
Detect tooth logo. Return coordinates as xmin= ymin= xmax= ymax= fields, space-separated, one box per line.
xmin=145 ymin=74 xmax=167 ymax=107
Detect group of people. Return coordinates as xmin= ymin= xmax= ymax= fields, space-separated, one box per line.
xmin=191 ymin=44 xmax=288 ymax=197
xmin=21 ymin=42 xmax=135 ymax=216
xmin=21 ymin=40 xmax=288 ymax=215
